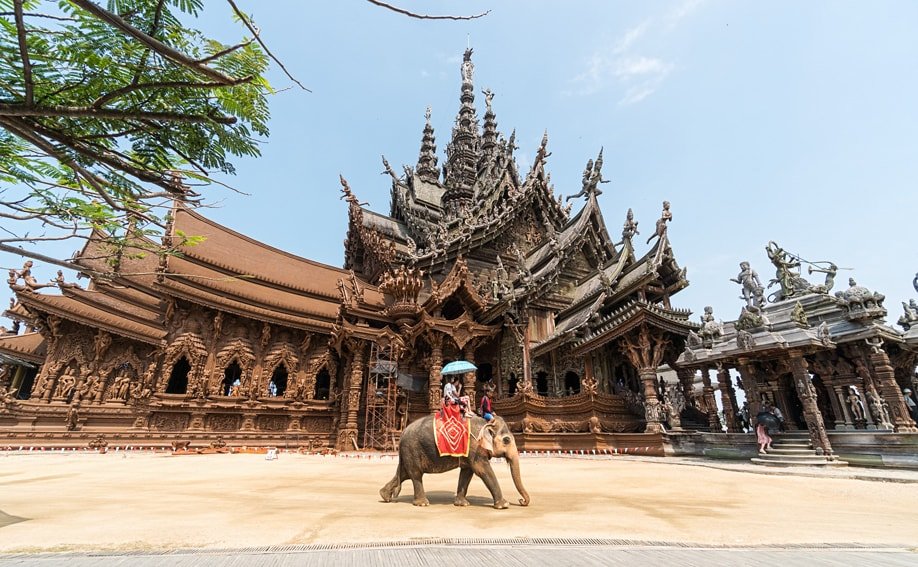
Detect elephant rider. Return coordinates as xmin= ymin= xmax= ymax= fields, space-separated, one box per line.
xmin=443 ymin=376 xmax=472 ymax=416
xmin=479 ymin=386 xmax=495 ymax=421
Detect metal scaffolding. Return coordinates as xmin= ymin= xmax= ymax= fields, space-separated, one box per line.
xmin=362 ymin=342 xmax=399 ymax=450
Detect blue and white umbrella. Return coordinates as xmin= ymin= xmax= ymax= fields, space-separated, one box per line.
xmin=440 ymin=360 xmax=477 ymax=375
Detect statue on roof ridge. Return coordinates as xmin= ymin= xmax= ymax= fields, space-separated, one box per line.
xmin=566 ymin=148 xmax=608 ymax=202
xmin=646 ymin=201 xmax=671 ymax=244
xmin=622 ymin=208 xmax=639 ymax=240
xmin=461 ymin=47 xmax=474 ymax=83
xmin=765 ymin=241 xmax=838 ymax=302
xmin=730 ymin=261 xmax=764 ymax=309
xmin=482 ymin=88 xmax=494 ymax=112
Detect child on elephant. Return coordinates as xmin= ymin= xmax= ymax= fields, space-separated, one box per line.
xmin=479 ymin=387 xmax=494 ymax=421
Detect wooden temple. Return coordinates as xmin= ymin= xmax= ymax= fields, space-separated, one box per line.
xmin=0 ymin=49 xmax=696 ymax=453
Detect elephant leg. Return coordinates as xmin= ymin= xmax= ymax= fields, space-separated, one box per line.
xmin=474 ymin=461 xmax=508 ymax=509
xmin=454 ymin=466 xmax=474 ymax=506
xmin=411 ymin=475 xmax=429 ymax=507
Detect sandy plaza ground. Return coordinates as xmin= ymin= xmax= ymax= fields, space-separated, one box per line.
xmin=1 ymin=451 xmax=917 ymax=554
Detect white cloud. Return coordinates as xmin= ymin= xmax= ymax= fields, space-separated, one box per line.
xmin=665 ymin=0 xmax=707 ymax=30
xmin=615 ymin=56 xmax=673 ymax=79
xmin=613 ymin=19 xmax=651 ymax=54
xmin=564 ymin=3 xmax=705 ymax=104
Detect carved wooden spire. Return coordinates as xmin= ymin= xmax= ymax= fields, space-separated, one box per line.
xmin=416 ymin=106 xmax=440 ymax=183
xmin=442 ymin=48 xmax=481 ymax=215
xmin=480 ymin=88 xmax=498 ymax=159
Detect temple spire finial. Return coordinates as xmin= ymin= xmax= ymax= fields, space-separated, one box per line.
xmin=416 ymin=106 xmax=440 ymax=182
xmin=481 ymin=88 xmax=498 ymax=157
xmin=442 ymin=48 xmax=481 ymax=215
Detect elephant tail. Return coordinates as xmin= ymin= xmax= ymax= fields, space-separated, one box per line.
xmin=380 ymin=467 xmax=403 ymax=503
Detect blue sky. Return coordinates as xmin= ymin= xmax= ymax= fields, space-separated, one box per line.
xmin=4 ymin=0 xmax=918 ymax=326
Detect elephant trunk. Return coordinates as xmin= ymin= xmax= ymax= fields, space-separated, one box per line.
xmin=507 ymin=453 xmax=530 ymax=507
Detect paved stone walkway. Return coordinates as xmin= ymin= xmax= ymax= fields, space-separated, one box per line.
xmin=1 ymin=543 xmax=915 ymax=566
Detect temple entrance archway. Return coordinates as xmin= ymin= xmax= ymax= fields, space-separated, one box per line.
xmin=166 ymin=357 xmax=190 ymax=394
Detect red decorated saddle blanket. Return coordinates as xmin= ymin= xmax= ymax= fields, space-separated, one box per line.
xmin=434 ymin=403 xmax=470 ymax=457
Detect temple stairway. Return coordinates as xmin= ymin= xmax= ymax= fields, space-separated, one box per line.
xmin=750 ymin=431 xmax=848 ymax=467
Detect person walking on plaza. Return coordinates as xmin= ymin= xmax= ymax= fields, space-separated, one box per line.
xmin=755 ymin=421 xmax=773 ymax=454
xmin=904 ymin=388 xmax=918 ymax=422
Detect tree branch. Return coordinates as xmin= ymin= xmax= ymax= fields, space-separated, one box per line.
xmin=225 ymin=0 xmax=311 ymax=92
xmin=364 ymin=0 xmax=490 ymax=21
xmin=69 ymin=0 xmax=246 ymax=86
xmin=12 ymin=0 xmax=33 ymax=105
xmin=0 ymin=103 xmax=237 ymax=124
xmin=92 ymin=79 xmax=244 ymax=108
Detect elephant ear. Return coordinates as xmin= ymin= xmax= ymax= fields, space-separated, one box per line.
xmin=478 ymin=423 xmax=496 ymax=457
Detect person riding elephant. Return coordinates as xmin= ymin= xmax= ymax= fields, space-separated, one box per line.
xmin=379 ymin=415 xmax=530 ymax=509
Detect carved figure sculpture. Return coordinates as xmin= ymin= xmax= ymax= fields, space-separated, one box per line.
xmin=846 ymin=387 xmax=865 ymax=421
xmin=867 ymin=388 xmax=892 ymax=428
xmin=699 ymin=306 xmax=723 ymax=345
xmin=622 ymin=208 xmax=639 ymax=240
xmin=731 ymin=261 xmax=764 ymax=309
xmin=765 ymin=241 xmax=837 ymax=301
xmin=379 ymin=415 xmax=529 ymax=509
xmin=56 ymin=374 xmax=76 ymax=399
xmin=897 ymin=299 xmax=918 ymax=331
xmin=646 ymin=201 xmax=671 ymax=244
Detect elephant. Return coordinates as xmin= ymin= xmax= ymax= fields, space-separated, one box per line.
xmin=379 ymin=415 xmax=530 ymax=509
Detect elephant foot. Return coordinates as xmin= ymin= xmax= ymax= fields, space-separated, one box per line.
xmin=454 ymin=496 xmax=470 ymax=507
xmin=493 ymin=498 xmax=509 ymax=510
xmin=379 ymin=487 xmax=392 ymax=502
xmin=413 ymin=497 xmax=430 ymax=507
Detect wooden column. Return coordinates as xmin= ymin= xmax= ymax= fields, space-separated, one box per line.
xmin=336 ymin=339 xmax=365 ymax=450
xmin=619 ymin=325 xmax=670 ymax=434
xmin=701 ymin=367 xmax=721 ymax=431
xmin=736 ymin=358 xmax=762 ymax=418
xmin=676 ymin=367 xmax=696 ymax=409
xmin=716 ymin=366 xmax=739 ymax=433
xmin=869 ymin=349 xmax=918 ymax=432
xmin=463 ymin=343 xmax=477 ymax=410
xmin=788 ymin=351 xmax=835 ymax=459
xmin=427 ymin=333 xmax=444 ymax=414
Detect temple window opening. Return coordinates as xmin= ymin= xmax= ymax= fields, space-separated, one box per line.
xmin=223 ymin=361 xmax=243 ymax=396
xmin=270 ymin=364 xmax=288 ymax=397
xmin=536 ymin=371 xmax=549 ymax=396
xmin=508 ymin=372 xmax=518 ymax=396
xmin=166 ymin=357 xmax=191 ymax=394
xmin=315 ymin=368 xmax=331 ymax=400
xmin=565 ymin=371 xmax=580 ymax=395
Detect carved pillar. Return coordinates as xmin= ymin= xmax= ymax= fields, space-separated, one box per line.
xmin=716 ymin=366 xmax=739 ymax=433
xmin=427 ymin=333 xmax=444 ymax=413
xmin=639 ymin=366 xmax=663 ymax=433
xmin=736 ymin=359 xmax=762 ymax=419
xmin=337 ymin=340 xmax=366 ymax=450
xmin=619 ymin=325 xmax=670 ymax=434
xmin=868 ymin=349 xmax=918 ymax=432
xmin=789 ymin=352 xmax=835 ymax=459
xmin=701 ymin=367 xmax=721 ymax=431
xmin=463 ymin=343 xmax=477 ymax=410
xmin=820 ymin=376 xmax=846 ymax=431
xmin=676 ymin=367 xmax=696 ymax=409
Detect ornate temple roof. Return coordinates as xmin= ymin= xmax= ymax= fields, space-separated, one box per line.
xmin=157 ymin=205 xmax=384 ymax=332
xmin=0 ymin=332 xmax=46 ymax=365
xmin=6 ymin=204 xmax=386 ymax=342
